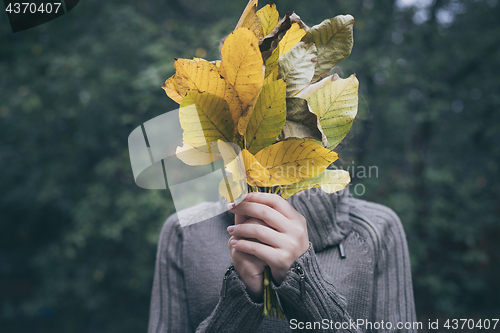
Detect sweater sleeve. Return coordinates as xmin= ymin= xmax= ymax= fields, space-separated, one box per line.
xmin=273 ymin=243 xmax=362 ymax=333
xmin=148 ymin=214 xmax=264 ymax=333
xmin=368 ymin=206 xmax=417 ymax=333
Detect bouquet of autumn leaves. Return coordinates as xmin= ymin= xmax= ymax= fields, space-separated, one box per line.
xmin=162 ymin=0 xmax=358 ymax=319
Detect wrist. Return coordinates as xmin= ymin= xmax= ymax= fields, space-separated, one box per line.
xmin=232 ymin=264 xmax=264 ymax=302
xmin=243 ymin=274 xmax=264 ymax=302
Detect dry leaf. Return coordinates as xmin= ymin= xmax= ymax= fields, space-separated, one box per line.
xmin=278 ymin=97 xmax=327 ymax=147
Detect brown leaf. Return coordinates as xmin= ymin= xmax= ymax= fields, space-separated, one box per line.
xmin=289 ymin=12 xmax=309 ymax=30
xmin=278 ymin=97 xmax=328 ymax=147
xmin=278 ymin=13 xmax=309 ymax=56
xmin=259 ymin=13 xmax=291 ymax=64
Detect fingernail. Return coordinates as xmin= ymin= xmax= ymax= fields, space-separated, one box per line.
xmin=227 ymin=226 xmax=235 ymax=233
xmin=242 ymin=192 xmax=252 ymax=201
xmin=227 ymin=202 xmax=235 ymax=210
xmin=230 ymin=239 xmax=238 ymax=245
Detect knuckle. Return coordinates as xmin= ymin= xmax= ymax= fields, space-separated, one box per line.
xmin=289 ymin=223 xmax=303 ymax=235
xmin=288 ymin=238 xmax=299 ymax=250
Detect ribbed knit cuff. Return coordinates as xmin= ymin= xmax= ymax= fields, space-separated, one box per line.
xmin=272 ymin=243 xmax=353 ymax=332
xmin=273 ymin=243 xmax=316 ymax=305
xmin=199 ymin=268 xmax=264 ymax=333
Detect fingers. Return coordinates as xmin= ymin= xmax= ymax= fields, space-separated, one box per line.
xmin=229 ymin=237 xmax=280 ymax=268
xmin=228 ymin=220 xmax=285 ymax=248
xmin=242 ymin=192 xmax=300 ymax=220
xmin=229 ymin=238 xmax=266 ymax=265
xmin=234 ymin=211 xmax=249 ymax=225
xmin=229 ymin=201 xmax=287 ymax=232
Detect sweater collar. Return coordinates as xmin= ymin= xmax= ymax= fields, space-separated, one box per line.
xmin=287 ymin=188 xmax=352 ymax=252
xmin=222 ymin=188 xmax=352 ymax=253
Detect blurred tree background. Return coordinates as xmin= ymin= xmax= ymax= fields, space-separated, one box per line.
xmin=1 ymin=0 xmax=499 ymax=332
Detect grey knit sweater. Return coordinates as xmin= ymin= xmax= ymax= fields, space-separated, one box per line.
xmin=148 ymin=189 xmax=417 ymax=332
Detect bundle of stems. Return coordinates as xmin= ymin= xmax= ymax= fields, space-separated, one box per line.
xmin=247 ymin=185 xmax=285 ymax=320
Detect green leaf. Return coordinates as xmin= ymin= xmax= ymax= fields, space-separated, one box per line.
xmin=264 ymin=45 xmax=280 ymax=79
xmin=278 ymin=97 xmax=327 ymax=146
xmin=306 ymin=74 xmax=358 ymax=150
xmin=278 ymin=41 xmax=317 ymax=97
xmin=179 ymin=91 xmax=234 ymax=152
xmin=281 ymin=169 xmax=350 ymax=199
xmin=246 ymin=79 xmax=287 ymax=154
xmin=295 ymin=73 xmax=340 ymax=99
xmin=301 ymin=15 xmax=354 ymax=81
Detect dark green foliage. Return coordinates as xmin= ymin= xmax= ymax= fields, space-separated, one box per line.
xmin=0 ymin=0 xmax=499 ymax=331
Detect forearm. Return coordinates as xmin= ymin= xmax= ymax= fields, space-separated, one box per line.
xmin=274 ymin=243 xmax=361 ymax=332
xmin=196 ymin=268 xmax=264 ymax=332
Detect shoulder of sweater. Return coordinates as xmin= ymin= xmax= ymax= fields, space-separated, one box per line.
xmin=350 ymin=197 xmax=402 ymax=229
xmin=347 ymin=197 xmax=408 ymax=251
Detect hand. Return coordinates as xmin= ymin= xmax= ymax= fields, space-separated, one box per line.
xmin=227 ymin=192 xmax=309 ymax=285
xmin=228 ymin=218 xmax=268 ymax=302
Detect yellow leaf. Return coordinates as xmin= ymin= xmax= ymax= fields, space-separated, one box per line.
xmin=246 ymin=79 xmax=286 ymax=154
xmin=217 ymin=140 xmax=246 ymax=182
xmin=320 ymin=170 xmax=350 ymax=193
xmin=249 ymin=140 xmax=338 ymax=186
xmin=281 ymin=169 xmax=350 ymax=199
xmin=179 ymin=91 xmax=234 ymax=152
xmin=220 ymin=28 xmax=264 ymax=136
xmin=235 ymin=0 xmax=264 ymax=39
xmin=173 ymin=58 xmax=229 ymax=101
xmin=279 ymin=22 xmax=307 ymax=56
xmin=175 ymin=141 xmax=221 ymax=165
xmin=219 ymin=173 xmax=247 ymax=203
xmin=241 ymin=149 xmax=273 ymax=187
xmin=161 ymin=74 xmax=183 ymax=104
xmin=256 ymin=3 xmax=279 ymax=36
xmin=306 ymin=74 xmax=358 ymax=150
